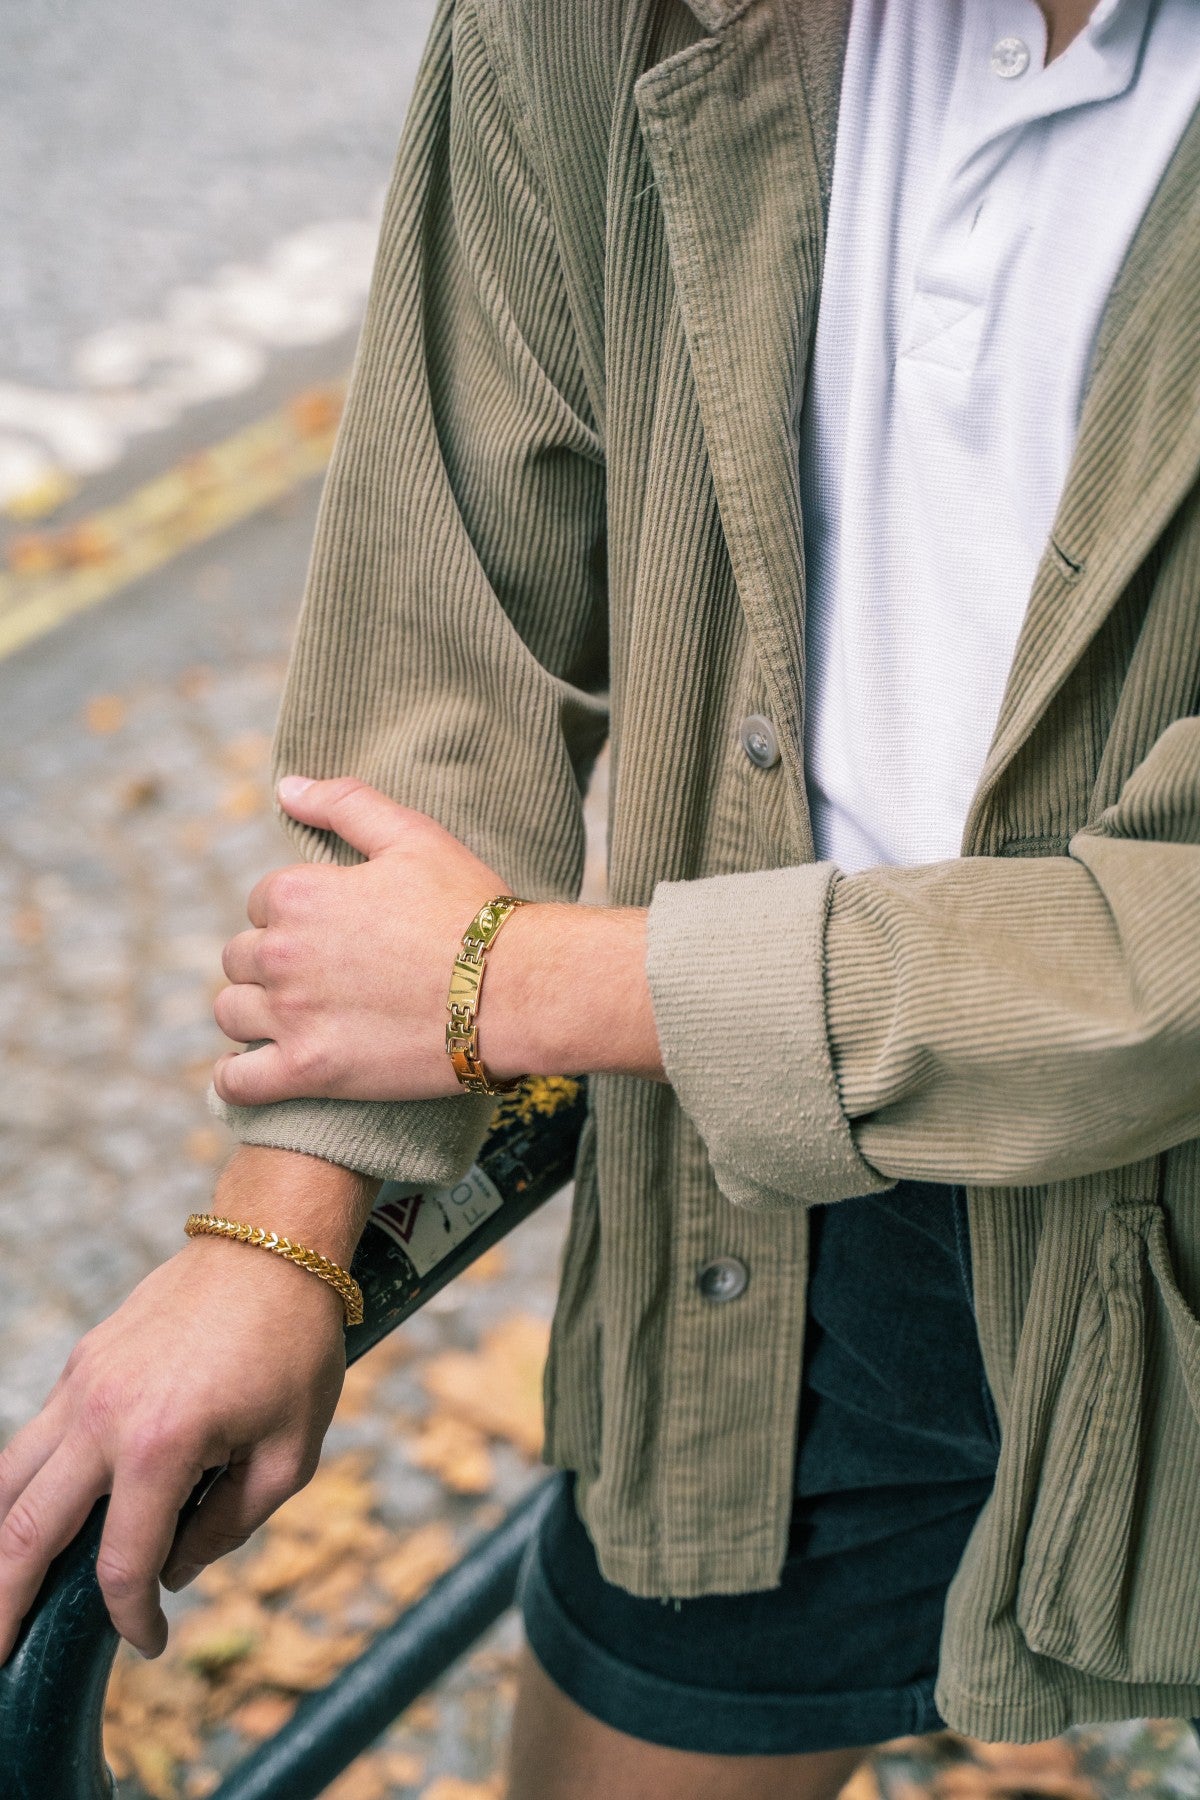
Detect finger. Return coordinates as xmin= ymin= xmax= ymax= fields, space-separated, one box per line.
xmin=246 ymin=875 xmax=273 ymax=929
xmin=221 ymin=927 xmax=265 ymax=984
xmin=99 ymin=1453 xmax=202 ymax=1656
xmin=276 ymin=775 xmax=423 ymax=860
xmin=213 ymin=1043 xmax=309 ymax=1107
xmin=0 ymin=1400 xmax=67 ymax=1520
xmin=163 ymin=1451 xmax=302 ymax=1589
xmin=0 ymin=1441 xmax=109 ymax=1665
xmin=213 ymin=982 xmax=274 ymax=1046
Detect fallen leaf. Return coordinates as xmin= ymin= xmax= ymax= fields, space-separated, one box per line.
xmin=119 ymin=773 xmax=164 ymax=810
xmin=7 ymin=533 xmax=58 ymax=576
xmin=127 ymin=1736 xmax=181 ymax=1800
xmin=222 ymin=731 xmax=272 ymax=774
xmin=402 ymin=1697 xmax=440 ymax=1735
xmin=379 ymin=1748 xmax=426 ymax=1786
xmin=459 ymin=1245 xmax=508 ymax=1285
xmin=334 ymin=1358 xmax=385 ymax=1421
xmin=241 ymin=1518 xmax=367 ymax=1599
xmin=176 ymin=819 xmax=214 ymax=858
xmin=102 ymin=1716 xmax=132 ymax=1780
xmin=3 ymin=467 xmax=77 ymax=520
xmin=85 ymin=693 xmax=128 ymax=735
xmin=10 ymin=905 xmax=43 ymax=947
xmin=60 ymin=521 xmax=117 ymax=566
xmin=409 ymin=1414 xmax=495 ymax=1496
xmin=323 ymin=1759 xmax=390 ymax=1800
xmin=184 ymin=1126 xmax=227 ymax=1166
xmin=419 ymin=1779 xmax=503 ymax=1800
xmin=219 ymin=778 xmax=264 ymax=820
xmin=837 ymin=1765 xmax=882 ymax=1800
xmin=375 ymin=1523 xmax=457 ymax=1610
xmin=176 ymin=665 xmax=214 ymax=699
xmin=176 ymin=1594 xmax=266 ymax=1675
xmin=268 ymin=1452 xmax=379 ymax=1535
xmin=293 ymin=1556 xmax=375 ymax=1625
xmin=247 ymin=1612 xmax=365 ymax=1691
xmin=289 ymin=387 xmax=344 ymax=438
xmin=422 ymin=1316 xmax=550 ymax=1458
xmin=230 ymin=1693 xmax=296 ymax=1741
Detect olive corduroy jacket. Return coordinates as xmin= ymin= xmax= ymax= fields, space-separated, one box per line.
xmin=217 ymin=0 xmax=1200 ymax=1741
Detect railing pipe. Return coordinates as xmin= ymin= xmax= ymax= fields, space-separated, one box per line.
xmin=209 ymin=1480 xmax=552 ymax=1800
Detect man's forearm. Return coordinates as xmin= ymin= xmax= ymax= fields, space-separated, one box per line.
xmin=483 ymin=903 xmax=666 ymax=1086
xmin=213 ymin=1145 xmax=381 ymax=1266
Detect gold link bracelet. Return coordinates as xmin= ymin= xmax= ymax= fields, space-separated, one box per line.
xmin=446 ymin=895 xmax=527 ymax=1095
xmin=184 ymin=1214 xmax=364 ymax=1326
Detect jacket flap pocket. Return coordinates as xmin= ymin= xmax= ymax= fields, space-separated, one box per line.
xmin=1016 ymin=1193 xmax=1200 ymax=1683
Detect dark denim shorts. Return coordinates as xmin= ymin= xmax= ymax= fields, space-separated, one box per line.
xmin=519 ymin=1182 xmax=1002 ymax=1755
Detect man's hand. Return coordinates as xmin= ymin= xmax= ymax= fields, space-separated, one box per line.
xmin=212 ymin=777 xmax=508 ymax=1108
xmin=212 ymin=776 xmax=666 ymax=1106
xmin=0 ymin=1146 xmax=374 ymax=1663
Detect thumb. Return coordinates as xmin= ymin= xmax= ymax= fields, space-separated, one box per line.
xmin=276 ymin=776 xmax=415 ymax=858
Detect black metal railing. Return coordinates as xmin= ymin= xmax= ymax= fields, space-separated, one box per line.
xmin=0 ymin=1079 xmax=586 ymax=1800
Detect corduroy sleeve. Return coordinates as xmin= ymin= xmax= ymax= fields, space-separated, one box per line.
xmin=213 ymin=0 xmax=607 ymax=1181
xmin=647 ymin=717 xmax=1200 ymax=1206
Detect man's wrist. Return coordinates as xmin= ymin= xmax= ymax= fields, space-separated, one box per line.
xmin=480 ymin=902 xmax=666 ymax=1084
xmin=212 ymin=1144 xmax=381 ymax=1269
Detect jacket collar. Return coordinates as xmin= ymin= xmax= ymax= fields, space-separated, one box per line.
xmin=635 ymin=0 xmax=850 ymax=848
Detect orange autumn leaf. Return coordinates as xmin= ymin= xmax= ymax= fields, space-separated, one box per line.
xmin=376 ymin=1522 xmax=458 ymax=1610
xmin=421 ymin=1315 xmax=550 ymax=1458
xmin=409 ymin=1413 xmax=496 ymax=1496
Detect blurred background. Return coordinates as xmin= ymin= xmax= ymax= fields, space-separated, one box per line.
xmin=1 ymin=5 xmax=1198 ymax=1797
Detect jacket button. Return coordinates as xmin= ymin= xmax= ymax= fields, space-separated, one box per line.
xmin=739 ymin=714 xmax=780 ymax=769
xmin=696 ymin=1256 xmax=750 ymax=1303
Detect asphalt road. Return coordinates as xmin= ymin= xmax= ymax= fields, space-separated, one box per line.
xmin=2 ymin=0 xmax=437 ymax=385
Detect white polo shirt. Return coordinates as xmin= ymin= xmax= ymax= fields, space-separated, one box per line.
xmin=801 ymin=0 xmax=1200 ymax=873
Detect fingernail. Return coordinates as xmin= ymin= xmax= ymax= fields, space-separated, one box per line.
xmin=277 ymin=775 xmax=315 ymax=803
xmin=162 ymin=1563 xmax=202 ymax=1592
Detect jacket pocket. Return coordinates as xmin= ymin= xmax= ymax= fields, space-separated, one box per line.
xmin=1015 ymin=1195 xmax=1200 ymax=1683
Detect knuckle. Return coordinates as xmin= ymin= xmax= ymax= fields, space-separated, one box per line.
xmin=284 ymin=1038 xmax=329 ymax=1089
xmin=121 ymin=1417 xmax=187 ymax=1473
xmin=262 ymin=930 xmax=294 ymax=973
xmin=96 ymin=1547 xmax=146 ymax=1602
xmin=268 ymin=867 xmax=312 ymax=914
xmin=274 ymin=1445 xmax=319 ymax=1497
xmin=0 ymin=1498 xmax=45 ymax=1564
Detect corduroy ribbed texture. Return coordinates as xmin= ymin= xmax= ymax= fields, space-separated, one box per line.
xmin=213 ymin=0 xmax=1200 ymax=1740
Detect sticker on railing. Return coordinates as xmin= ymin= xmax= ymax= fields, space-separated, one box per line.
xmin=370 ymin=1167 xmax=504 ymax=1277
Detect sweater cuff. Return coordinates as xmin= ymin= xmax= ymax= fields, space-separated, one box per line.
xmin=208 ymin=1087 xmax=495 ymax=1184
xmin=645 ymin=864 xmax=890 ymax=1209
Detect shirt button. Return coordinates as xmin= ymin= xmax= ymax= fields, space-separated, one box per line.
xmin=739 ymin=714 xmax=781 ymax=769
xmin=696 ymin=1256 xmax=750 ymax=1303
xmin=990 ymin=36 xmax=1031 ymax=78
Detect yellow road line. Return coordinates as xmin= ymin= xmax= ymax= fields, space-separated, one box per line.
xmin=0 ymin=383 xmax=346 ymax=663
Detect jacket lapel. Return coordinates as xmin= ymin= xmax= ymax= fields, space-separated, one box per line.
xmin=636 ymin=0 xmax=850 ymax=840
xmin=964 ymin=101 xmax=1200 ymax=847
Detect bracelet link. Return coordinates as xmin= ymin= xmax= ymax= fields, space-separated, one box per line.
xmin=184 ymin=1213 xmax=364 ymax=1326
xmin=445 ymin=895 xmax=526 ymax=1096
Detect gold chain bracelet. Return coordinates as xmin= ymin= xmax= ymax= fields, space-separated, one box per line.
xmin=445 ymin=895 xmax=527 ymax=1096
xmin=184 ymin=1214 xmax=364 ymax=1326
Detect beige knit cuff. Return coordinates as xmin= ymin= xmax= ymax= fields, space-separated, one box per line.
xmin=208 ymin=1086 xmax=495 ymax=1185
xmin=645 ymin=863 xmax=891 ymax=1209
